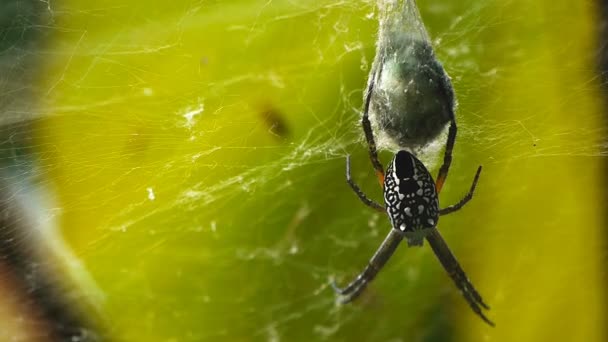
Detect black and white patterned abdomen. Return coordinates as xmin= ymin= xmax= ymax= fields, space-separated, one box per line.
xmin=384 ymin=151 xmax=439 ymax=245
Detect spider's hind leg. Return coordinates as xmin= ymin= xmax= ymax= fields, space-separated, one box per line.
xmin=439 ymin=165 xmax=482 ymax=216
xmin=360 ymin=64 xmax=386 ymax=187
xmin=435 ymin=119 xmax=457 ymax=193
xmin=345 ymin=155 xmax=385 ymax=212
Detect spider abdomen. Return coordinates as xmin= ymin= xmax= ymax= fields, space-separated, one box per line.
xmin=384 ymin=150 xmax=439 ymax=246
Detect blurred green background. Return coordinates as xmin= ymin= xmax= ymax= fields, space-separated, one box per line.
xmin=0 ymin=0 xmax=606 ymax=341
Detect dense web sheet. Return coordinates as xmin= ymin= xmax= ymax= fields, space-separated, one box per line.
xmin=0 ymin=0 xmax=605 ymax=341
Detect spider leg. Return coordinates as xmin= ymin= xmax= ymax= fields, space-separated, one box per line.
xmin=435 ymin=119 xmax=457 ymax=193
xmin=346 ymin=155 xmax=385 ymax=212
xmin=332 ymin=229 xmax=403 ymax=302
xmin=425 ymin=229 xmax=494 ymax=326
xmin=361 ymin=64 xmax=385 ymax=186
xmin=439 ymin=165 xmax=482 ymax=216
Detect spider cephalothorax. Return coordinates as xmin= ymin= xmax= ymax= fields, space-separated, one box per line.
xmin=384 ymin=150 xmax=439 ymax=246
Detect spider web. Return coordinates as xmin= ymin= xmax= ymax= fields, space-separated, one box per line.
xmin=0 ymin=0 xmax=605 ymax=341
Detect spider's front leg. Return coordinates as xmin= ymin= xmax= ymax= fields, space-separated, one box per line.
xmin=332 ymin=229 xmax=403 ymax=303
xmin=425 ymin=229 xmax=494 ymax=326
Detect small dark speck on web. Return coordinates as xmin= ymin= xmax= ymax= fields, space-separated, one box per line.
xmin=259 ymin=103 xmax=290 ymax=140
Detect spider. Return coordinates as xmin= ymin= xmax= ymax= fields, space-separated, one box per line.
xmin=331 ymin=63 xmax=494 ymax=326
